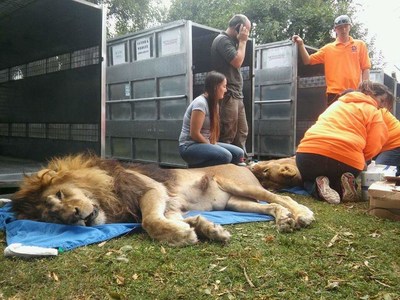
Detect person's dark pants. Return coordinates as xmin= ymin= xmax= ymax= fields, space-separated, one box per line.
xmin=326 ymin=93 xmax=340 ymax=106
xmin=219 ymin=95 xmax=248 ymax=155
xmin=296 ymin=153 xmax=361 ymax=199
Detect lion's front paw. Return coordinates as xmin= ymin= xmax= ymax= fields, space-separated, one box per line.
xmin=143 ymin=219 xmax=199 ymax=246
xmin=294 ymin=204 xmax=315 ymax=228
xmin=206 ymin=224 xmax=231 ymax=243
xmin=167 ymin=227 xmax=199 ymax=246
xmin=275 ymin=207 xmax=296 ymax=233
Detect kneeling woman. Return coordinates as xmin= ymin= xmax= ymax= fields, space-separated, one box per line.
xmin=179 ymin=71 xmax=244 ymax=168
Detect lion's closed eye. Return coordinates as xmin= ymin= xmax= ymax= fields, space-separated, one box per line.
xmin=55 ymin=190 xmax=64 ymax=200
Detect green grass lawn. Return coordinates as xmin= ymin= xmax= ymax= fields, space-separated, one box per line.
xmin=0 ymin=195 xmax=399 ymax=300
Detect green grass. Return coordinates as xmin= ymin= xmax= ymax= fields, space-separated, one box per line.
xmin=0 ymin=195 xmax=399 ymax=300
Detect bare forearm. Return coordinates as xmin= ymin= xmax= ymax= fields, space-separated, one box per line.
xmin=190 ymin=132 xmax=209 ymax=144
xmin=292 ymin=35 xmax=310 ymax=65
xmin=231 ymin=40 xmax=247 ymax=69
xmin=362 ymin=69 xmax=370 ymax=81
xmin=298 ymin=44 xmax=310 ymax=65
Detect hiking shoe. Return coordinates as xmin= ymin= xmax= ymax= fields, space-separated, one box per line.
xmin=316 ymin=176 xmax=340 ymax=204
xmin=341 ymin=172 xmax=359 ymax=202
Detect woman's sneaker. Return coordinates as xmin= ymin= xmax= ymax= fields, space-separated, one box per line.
xmin=316 ymin=176 xmax=340 ymax=204
xmin=237 ymin=157 xmax=247 ymax=166
xmin=341 ymin=172 xmax=359 ymax=202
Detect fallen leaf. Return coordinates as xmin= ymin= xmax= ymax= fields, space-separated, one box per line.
xmin=132 ymin=273 xmax=139 ymax=280
xmin=216 ymin=256 xmax=227 ymax=261
xmin=325 ymin=280 xmax=340 ymax=290
xmin=98 ymin=241 xmax=107 ymax=247
xmin=327 ymin=233 xmax=339 ymax=247
xmin=115 ymin=256 xmax=129 ymax=263
xmin=160 ymin=246 xmax=166 ymax=254
xmin=297 ymin=270 xmax=309 ymax=282
xmin=369 ymin=232 xmax=381 ymax=238
xmin=342 ymin=231 xmax=354 ymax=237
xmin=264 ymin=235 xmax=275 ymax=243
xmin=119 ymin=245 xmax=133 ymax=252
xmin=114 ymin=275 xmax=125 ymax=286
xmin=204 ymin=288 xmax=212 ymax=295
xmin=49 ymin=272 xmax=59 ymax=282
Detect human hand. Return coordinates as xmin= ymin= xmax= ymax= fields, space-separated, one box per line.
xmin=237 ymin=24 xmax=249 ymax=42
xmin=292 ymin=35 xmax=304 ymax=45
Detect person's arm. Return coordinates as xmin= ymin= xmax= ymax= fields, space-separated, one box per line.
xmin=189 ymin=110 xmax=209 ymax=143
xmin=362 ymin=68 xmax=370 ymax=81
xmin=292 ymin=35 xmax=311 ymax=65
xmin=230 ymin=24 xmax=249 ymax=68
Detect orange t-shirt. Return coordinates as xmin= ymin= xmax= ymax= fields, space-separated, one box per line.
xmin=296 ymin=92 xmax=388 ymax=170
xmin=381 ymin=108 xmax=400 ymax=152
xmin=309 ymin=37 xmax=371 ymax=94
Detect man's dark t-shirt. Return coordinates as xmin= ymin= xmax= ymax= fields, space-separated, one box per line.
xmin=211 ymin=32 xmax=243 ymax=99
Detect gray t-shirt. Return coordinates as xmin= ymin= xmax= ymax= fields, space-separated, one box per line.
xmin=179 ymin=95 xmax=210 ymax=146
xmin=211 ymin=32 xmax=243 ymax=98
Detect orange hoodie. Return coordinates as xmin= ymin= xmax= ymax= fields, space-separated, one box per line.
xmin=381 ymin=108 xmax=400 ymax=152
xmin=296 ymin=92 xmax=388 ymax=170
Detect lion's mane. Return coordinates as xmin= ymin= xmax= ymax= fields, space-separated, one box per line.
xmin=12 ymin=154 xmax=177 ymax=223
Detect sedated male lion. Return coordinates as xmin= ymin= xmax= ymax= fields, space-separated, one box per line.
xmin=11 ymin=154 xmax=314 ymax=246
xmin=248 ymin=156 xmax=302 ymax=191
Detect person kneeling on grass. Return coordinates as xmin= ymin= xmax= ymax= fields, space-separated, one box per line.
xmin=295 ymin=80 xmax=394 ymax=204
xmin=178 ymin=71 xmax=245 ymax=168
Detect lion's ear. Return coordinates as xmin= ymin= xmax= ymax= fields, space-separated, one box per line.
xmin=37 ymin=169 xmax=57 ymax=183
xmin=280 ymin=165 xmax=298 ymax=177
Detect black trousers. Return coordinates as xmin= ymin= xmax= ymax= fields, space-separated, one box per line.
xmin=296 ymin=153 xmax=361 ymax=198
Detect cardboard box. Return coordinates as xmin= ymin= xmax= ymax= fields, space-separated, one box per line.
xmin=368 ymin=181 xmax=400 ymax=221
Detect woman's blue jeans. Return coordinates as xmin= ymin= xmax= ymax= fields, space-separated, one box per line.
xmin=179 ymin=142 xmax=244 ymax=168
xmin=375 ymin=147 xmax=400 ymax=167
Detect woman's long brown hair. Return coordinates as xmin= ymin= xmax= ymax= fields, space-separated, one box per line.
xmin=204 ymin=71 xmax=225 ymax=144
xmin=358 ymin=80 xmax=395 ymax=110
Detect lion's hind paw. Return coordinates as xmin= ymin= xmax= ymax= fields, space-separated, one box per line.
xmin=184 ymin=215 xmax=231 ymax=243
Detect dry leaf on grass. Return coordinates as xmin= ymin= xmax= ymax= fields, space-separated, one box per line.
xmin=114 ymin=274 xmax=125 ymax=285
xmin=48 ymin=272 xmax=59 ymax=282
xmin=325 ymin=280 xmax=340 ymax=290
xmin=264 ymin=234 xmax=275 ymax=243
xmin=98 ymin=241 xmax=107 ymax=247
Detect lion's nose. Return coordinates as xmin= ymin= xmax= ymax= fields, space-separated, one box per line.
xmin=74 ymin=207 xmax=81 ymax=218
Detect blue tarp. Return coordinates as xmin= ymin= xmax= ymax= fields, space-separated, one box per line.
xmin=0 ymin=203 xmax=273 ymax=251
xmin=0 ymin=187 xmax=308 ymax=252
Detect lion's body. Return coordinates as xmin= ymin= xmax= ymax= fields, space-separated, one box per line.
xmin=12 ymin=154 xmax=314 ymax=246
xmin=249 ymin=156 xmax=302 ymax=191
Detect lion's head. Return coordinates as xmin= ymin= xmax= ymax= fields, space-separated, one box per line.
xmin=248 ymin=156 xmax=302 ymax=191
xmin=11 ymin=154 xmax=140 ymax=226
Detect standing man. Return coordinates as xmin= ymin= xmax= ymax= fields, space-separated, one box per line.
xmin=211 ymin=14 xmax=251 ymax=159
xmin=292 ymin=15 xmax=371 ymax=106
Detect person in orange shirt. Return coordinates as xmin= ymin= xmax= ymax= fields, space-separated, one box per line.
xmin=375 ymin=108 xmax=400 ymax=166
xmin=292 ymin=15 xmax=371 ymax=106
xmin=295 ymin=81 xmax=394 ymax=204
